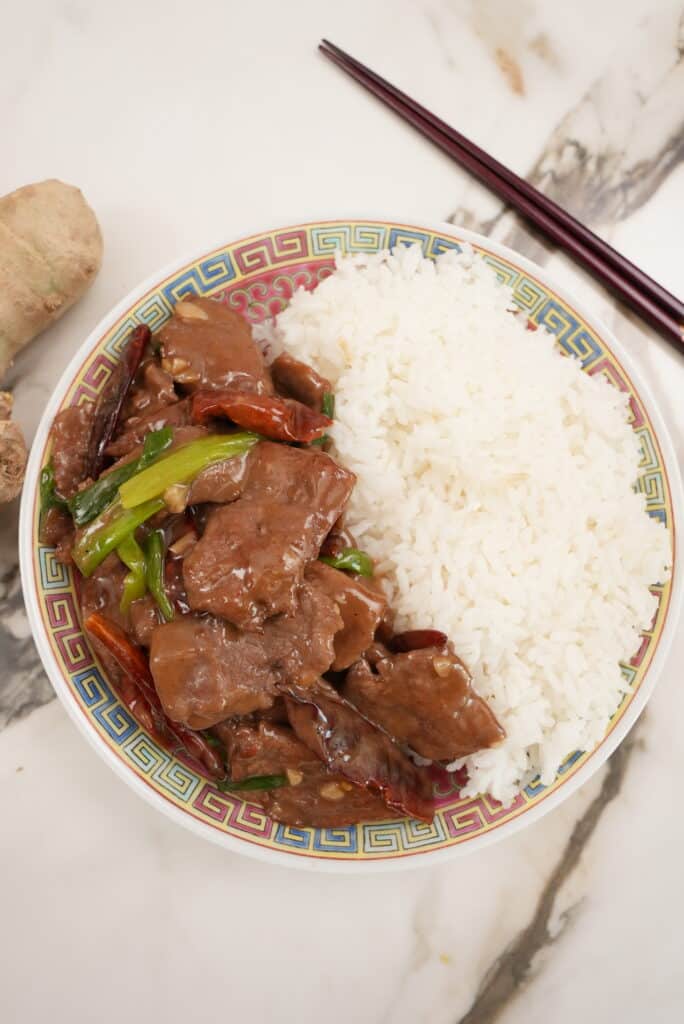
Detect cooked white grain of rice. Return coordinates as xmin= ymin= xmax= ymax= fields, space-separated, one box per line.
xmin=256 ymin=244 xmax=672 ymax=803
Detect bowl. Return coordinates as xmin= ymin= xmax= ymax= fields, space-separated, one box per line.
xmin=19 ymin=218 xmax=683 ymax=871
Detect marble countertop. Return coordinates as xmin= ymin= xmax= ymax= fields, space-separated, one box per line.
xmin=2 ymin=1 xmax=683 ymax=1021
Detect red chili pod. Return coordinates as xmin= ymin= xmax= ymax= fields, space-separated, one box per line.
xmin=84 ymin=612 xmax=224 ymax=778
xmin=191 ymin=388 xmax=331 ymax=443
xmin=283 ymin=682 xmax=435 ymax=823
xmin=390 ymin=629 xmax=448 ymax=653
xmin=88 ymin=324 xmax=150 ymax=477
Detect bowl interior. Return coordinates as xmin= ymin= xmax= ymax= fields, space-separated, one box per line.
xmin=22 ymin=220 xmax=678 ymax=867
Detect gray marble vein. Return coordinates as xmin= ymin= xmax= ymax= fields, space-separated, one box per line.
xmin=524 ymin=13 xmax=684 ymax=224
xmin=449 ymin=7 xmax=684 ymax=262
xmin=456 ymin=726 xmax=639 ymax=1024
xmin=433 ymin=12 xmax=684 ymax=1019
xmin=0 ymin=500 xmax=54 ymax=730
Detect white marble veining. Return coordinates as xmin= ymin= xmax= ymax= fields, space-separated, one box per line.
xmin=1 ymin=1 xmax=682 ymax=1021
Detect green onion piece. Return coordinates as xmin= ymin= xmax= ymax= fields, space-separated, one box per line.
xmin=119 ymin=432 xmax=260 ymax=510
xmin=144 ymin=530 xmax=174 ymax=621
xmin=40 ymin=461 xmax=67 ymax=513
xmin=321 ymin=392 xmax=335 ymax=419
xmin=310 ymin=394 xmax=334 ymax=447
xmin=319 ymin=547 xmax=374 ymax=577
xmin=68 ymin=427 xmax=173 ymax=526
xmin=117 ymin=534 xmax=147 ymax=613
xmin=215 ymin=774 xmax=288 ymax=793
xmin=72 ymin=497 xmax=164 ymax=577
xmin=138 ymin=426 xmax=174 ymax=470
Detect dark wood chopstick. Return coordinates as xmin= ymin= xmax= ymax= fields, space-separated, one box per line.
xmin=319 ymin=39 xmax=684 ymax=350
xmin=321 ymin=39 xmax=684 ymax=326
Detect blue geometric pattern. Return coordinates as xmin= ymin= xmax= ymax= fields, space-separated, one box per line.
xmin=38 ymin=548 xmax=69 ymax=589
xmin=363 ymin=817 xmax=446 ymax=852
xmin=524 ymin=750 xmax=584 ymax=798
xmin=533 ymin=299 xmax=601 ymax=367
xmin=161 ymin=252 xmax=236 ymax=306
xmin=274 ymin=825 xmax=314 ymax=849
xmin=313 ymin=827 xmax=359 ymax=853
xmin=311 ymin=223 xmax=388 ymax=256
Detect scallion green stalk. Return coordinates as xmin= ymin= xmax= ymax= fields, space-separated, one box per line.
xmin=119 ymin=432 xmax=260 ymax=509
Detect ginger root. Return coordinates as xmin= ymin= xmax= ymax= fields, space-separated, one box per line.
xmin=0 ymin=392 xmax=28 ymax=503
xmin=0 ymin=179 xmax=103 ymax=379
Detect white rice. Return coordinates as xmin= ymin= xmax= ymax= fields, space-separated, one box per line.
xmin=256 ymin=245 xmax=672 ymax=803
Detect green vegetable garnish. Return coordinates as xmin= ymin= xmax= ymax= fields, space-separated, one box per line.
xmin=144 ymin=529 xmax=174 ymax=622
xmin=72 ymin=497 xmax=164 ymax=577
xmin=117 ymin=534 xmax=147 ymax=613
xmin=311 ymin=393 xmax=335 ymax=448
xmin=215 ymin=774 xmax=288 ymax=793
xmin=321 ymin=392 xmax=335 ymax=419
xmin=319 ymin=547 xmax=374 ymax=577
xmin=40 ymin=461 xmax=67 ymax=513
xmin=119 ymin=432 xmax=260 ymax=509
xmin=68 ymin=427 xmax=172 ymax=526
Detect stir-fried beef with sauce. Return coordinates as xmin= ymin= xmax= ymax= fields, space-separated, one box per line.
xmin=183 ymin=443 xmax=355 ymax=629
xmin=159 ymin=298 xmax=273 ymax=393
xmin=344 ymin=645 xmax=505 ymax=762
xmin=40 ymin=295 xmax=504 ymax=827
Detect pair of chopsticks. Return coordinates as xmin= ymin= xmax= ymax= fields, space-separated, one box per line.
xmin=319 ymin=39 xmax=684 ymax=350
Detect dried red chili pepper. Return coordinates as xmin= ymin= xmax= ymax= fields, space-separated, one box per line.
xmin=84 ymin=612 xmax=224 ymax=778
xmin=389 ymin=629 xmax=448 ymax=653
xmin=191 ymin=388 xmax=331 ymax=443
xmin=283 ymin=682 xmax=435 ymax=823
xmin=88 ymin=324 xmax=150 ymax=477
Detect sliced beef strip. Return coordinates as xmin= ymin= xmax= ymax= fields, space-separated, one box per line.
xmin=261 ymin=580 xmax=342 ymax=685
xmin=143 ymin=361 xmax=177 ymax=405
xmin=183 ymin=501 xmax=315 ymax=627
xmin=214 ymin=719 xmax=392 ymax=828
xmin=55 ymin=531 xmax=76 ymax=566
xmin=150 ymin=615 xmax=276 ymax=728
xmin=343 ymin=647 xmax=505 ymax=762
xmin=183 ymin=443 xmax=355 ymax=629
xmin=270 ymin=352 xmax=331 ymax=412
xmin=123 ymin=360 xmax=177 ymax=420
xmin=50 ymin=402 xmax=96 ymax=499
xmin=305 ymin=561 xmax=387 ymax=670
xmin=214 ymin=718 xmax=315 ymax=780
xmin=284 ymin=680 xmax=435 ymax=823
xmin=39 ymin=507 xmax=74 ymax=562
xmin=159 ymin=297 xmax=272 ymax=394
xmin=105 ymin=399 xmax=192 ymax=458
xmin=241 ymin=441 xmax=354 ymax=509
xmin=186 ymin=450 xmax=251 ymax=505
xmin=165 ymin=551 xmax=192 ymax=615
xmin=128 ymin=595 xmax=161 ymax=647
xmin=259 ymin=770 xmax=393 ymax=828
xmin=149 ymin=582 xmax=341 ymax=728
xmin=254 ymin=698 xmax=290 ymax=726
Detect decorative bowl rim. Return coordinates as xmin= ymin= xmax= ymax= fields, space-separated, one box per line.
xmin=19 ymin=216 xmax=684 ymax=873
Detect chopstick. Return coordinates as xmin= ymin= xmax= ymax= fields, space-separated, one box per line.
xmin=319 ymin=39 xmax=684 ymax=350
